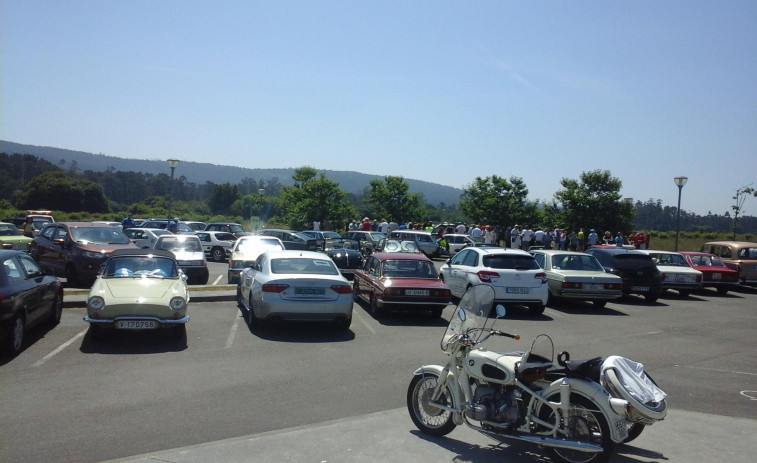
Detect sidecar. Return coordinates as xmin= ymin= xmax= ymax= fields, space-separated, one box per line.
xmin=600 ymin=356 xmax=668 ymax=424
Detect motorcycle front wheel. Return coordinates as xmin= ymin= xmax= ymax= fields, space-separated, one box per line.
xmin=537 ymin=394 xmax=614 ymax=463
xmin=407 ymin=373 xmax=456 ymax=436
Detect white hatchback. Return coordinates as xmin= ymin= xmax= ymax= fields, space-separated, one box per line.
xmin=439 ymin=246 xmax=548 ymax=315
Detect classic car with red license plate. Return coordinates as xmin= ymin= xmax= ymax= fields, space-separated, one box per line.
xmin=353 ymin=252 xmax=451 ymax=318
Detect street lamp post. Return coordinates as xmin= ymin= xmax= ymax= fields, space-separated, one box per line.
xmin=258 ymin=188 xmax=265 ymax=231
xmin=673 ymin=176 xmax=688 ymax=251
xmin=167 ymin=159 xmax=180 ymax=220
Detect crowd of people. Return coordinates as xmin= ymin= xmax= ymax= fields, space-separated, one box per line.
xmin=343 ymin=216 xmax=651 ymax=253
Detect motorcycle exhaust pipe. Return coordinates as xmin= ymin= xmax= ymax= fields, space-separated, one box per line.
xmin=477 ymin=427 xmax=603 ymax=453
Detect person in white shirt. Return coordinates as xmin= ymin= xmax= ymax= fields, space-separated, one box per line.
xmin=483 ymin=225 xmax=496 ymax=244
xmin=533 ymin=227 xmax=545 ymax=247
xmin=520 ymin=226 xmax=533 ymax=251
xmin=378 ymin=219 xmax=389 ymax=233
xmin=470 ymin=225 xmax=483 ymax=243
xmin=510 ymin=225 xmax=522 ymax=249
xmin=455 ymin=222 xmax=467 ymax=234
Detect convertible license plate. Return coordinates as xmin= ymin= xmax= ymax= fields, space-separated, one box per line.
xmin=630 ymin=286 xmax=650 ymax=292
xmin=506 ymin=287 xmax=529 ymax=294
xmin=712 ymin=273 xmax=721 ymax=280
xmin=117 ymin=320 xmax=157 ymax=329
xmin=405 ymin=289 xmax=429 ymax=296
xmin=295 ymin=287 xmax=325 ymax=296
xmin=583 ymin=283 xmax=604 ymax=290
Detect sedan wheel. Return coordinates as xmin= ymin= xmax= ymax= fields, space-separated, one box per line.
xmin=370 ymin=294 xmax=385 ymax=319
xmin=2 ymin=316 xmax=25 ymax=355
xmin=592 ymin=300 xmax=607 ymax=309
xmin=48 ymin=293 xmax=63 ymax=325
xmin=210 ymin=247 xmax=225 ymax=262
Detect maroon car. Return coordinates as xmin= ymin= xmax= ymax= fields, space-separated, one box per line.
xmin=679 ymin=252 xmax=740 ymax=295
xmin=353 ymin=252 xmax=451 ymax=318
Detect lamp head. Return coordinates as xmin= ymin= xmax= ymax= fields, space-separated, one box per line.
xmin=673 ymin=176 xmax=688 ymax=188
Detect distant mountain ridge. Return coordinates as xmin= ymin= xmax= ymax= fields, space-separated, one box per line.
xmin=1 ymin=140 xmax=464 ymax=205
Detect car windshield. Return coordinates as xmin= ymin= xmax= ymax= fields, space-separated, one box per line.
xmin=236 ymin=238 xmax=283 ymax=252
xmin=648 ymin=253 xmax=689 ymax=266
xmin=157 ymin=238 xmax=203 ymax=252
xmin=381 ymin=259 xmax=438 ymax=278
xmin=688 ymin=254 xmax=727 ymax=268
xmin=483 ymin=254 xmax=539 ymax=270
xmin=228 ymin=224 xmax=245 ymax=233
xmin=324 ymin=240 xmax=359 ymax=251
xmin=552 ymin=255 xmax=604 ymax=271
xmin=381 ymin=240 xmax=419 ymax=253
xmin=0 ymin=224 xmax=24 ymax=236
xmin=104 ymin=256 xmax=178 ymax=278
xmin=71 ymin=227 xmax=131 ymax=245
xmin=270 ymin=257 xmax=339 ymax=275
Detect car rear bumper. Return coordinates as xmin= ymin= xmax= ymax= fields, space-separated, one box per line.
xmin=555 ymin=289 xmax=623 ymax=300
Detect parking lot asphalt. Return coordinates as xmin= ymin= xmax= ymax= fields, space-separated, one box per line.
xmin=104 ymin=407 xmax=757 ymax=463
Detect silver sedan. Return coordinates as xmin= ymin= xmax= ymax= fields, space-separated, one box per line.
xmin=238 ymin=250 xmax=353 ymax=330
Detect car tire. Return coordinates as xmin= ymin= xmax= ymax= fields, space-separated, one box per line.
xmin=247 ymin=296 xmax=264 ymax=329
xmin=210 ymin=247 xmax=225 ymax=262
xmin=48 ymin=292 xmax=63 ymax=326
xmin=370 ymin=294 xmax=385 ymax=319
xmin=679 ymin=290 xmax=690 ymax=298
xmin=2 ymin=315 xmax=25 ymax=356
xmin=529 ymin=304 xmax=546 ymax=315
xmin=65 ymin=265 xmax=80 ymax=288
xmin=644 ymin=294 xmax=659 ymax=303
xmin=592 ymin=300 xmax=607 ymax=309
xmin=430 ymin=308 xmax=444 ymax=318
xmin=336 ymin=316 xmax=352 ymax=331
xmin=236 ymin=285 xmax=244 ymax=308
xmin=716 ymin=287 xmax=729 ymax=295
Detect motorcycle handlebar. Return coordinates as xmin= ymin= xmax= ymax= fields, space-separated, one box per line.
xmin=495 ymin=330 xmax=520 ymax=340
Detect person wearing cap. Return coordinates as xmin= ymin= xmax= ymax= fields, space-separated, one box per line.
xmin=361 ymin=217 xmax=371 ymax=231
xmin=121 ymin=212 xmax=135 ymax=230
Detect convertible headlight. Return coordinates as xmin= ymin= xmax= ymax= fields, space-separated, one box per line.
xmin=169 ymin=297 xmax=187 ymax=311
xmin=82 ymin=251 xmax=106 ymax=259
xmin=87 ymin=296 xmax=105 ymax=311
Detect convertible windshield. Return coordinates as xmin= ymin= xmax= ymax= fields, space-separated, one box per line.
xmin=71 ymin=227 xmax=131 ymax=245
xmin=104 ymin=256 xmax=178 ymax=278
xmin=441 ymin=285 xmax=494 ymax=353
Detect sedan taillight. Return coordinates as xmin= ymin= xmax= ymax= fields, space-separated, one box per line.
xmin=477 ymin=271 xmax=499 ymax=282
xmin=535 ymin=272 xmax=547 ymax=284
xmin=262 ymin=284 xmax=288 ymax=293
xmin=331 ymin=285 xmax=353 ymax=294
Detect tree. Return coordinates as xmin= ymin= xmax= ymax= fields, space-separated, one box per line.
xmin=208 ymin=183 xmax=241 ymax=215
xmin=366 ymin=176 xmax=425 ymax=223
xmin=17 ymin=171 xmax=109 ymax=212
xmin=554 ymin=170 xmax=634 ymax=233
xmin=458 ymin=175 xmax=536 ymax=227
xmin=278 ymin=167 xmax=355 ymax=230
xmin=731 ymin=185 xmax=757 ymax=239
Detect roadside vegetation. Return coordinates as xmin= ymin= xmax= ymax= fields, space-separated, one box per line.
xmin=1 ymin=152 xmax=756 ymax=241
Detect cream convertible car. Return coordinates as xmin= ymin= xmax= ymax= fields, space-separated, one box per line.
xmin=84 ymin=249 xmax=190 ymax=341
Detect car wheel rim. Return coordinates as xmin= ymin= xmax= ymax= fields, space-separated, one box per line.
xmin=11 ymin=318 xmax=24 ymax=351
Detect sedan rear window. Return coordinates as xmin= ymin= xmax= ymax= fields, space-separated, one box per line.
xmin=483 ymin=255 xmax=539 ymax=270
xmin=271 ymin=258 xmax=339 ymax=275
xmin=611 ymin=254 xmax=656 ymax=269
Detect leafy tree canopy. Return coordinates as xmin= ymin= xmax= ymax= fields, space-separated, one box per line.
xmin=17 ymin=171 xmax=109 ymax=213
xmin=367 ymin=176 xmax=425 ymax=223
xmin=278 ymin=167 xmax=356 ymax=230
xmin=554 ymin=170 xmax=634 ymax=233
xmin=458 ymin=175 xmax=537 ymax=227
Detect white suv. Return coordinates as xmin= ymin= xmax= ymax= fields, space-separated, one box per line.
xmin=439 ymin=246 xmax=548 ymax=315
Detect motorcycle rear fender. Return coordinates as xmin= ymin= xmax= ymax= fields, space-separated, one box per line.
xmin=413 ymin=365 xmax=464 ymax=425
xmin=538 ymin=378 xmax=629 ymax=443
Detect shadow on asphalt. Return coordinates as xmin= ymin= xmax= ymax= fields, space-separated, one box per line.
xmin=79 ymin=327 xmax=188 ymax=354
xmin=238 ymin=307 xmax=356 ymax=343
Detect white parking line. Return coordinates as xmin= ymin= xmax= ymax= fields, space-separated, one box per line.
xmin=226 ymin=312 xmax=241 ymax=349
xmin=211 ymin=275 xmax=223 ymax=285
xmin=32 ymin=328 xmax=88 ymax=368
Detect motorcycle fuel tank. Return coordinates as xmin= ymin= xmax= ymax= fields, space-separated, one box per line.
xmin=464 ymin=350 xmax=520 ymax=385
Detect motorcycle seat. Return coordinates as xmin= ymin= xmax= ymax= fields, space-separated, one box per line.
xmin=562 ymin=357 xmax=603 ymax=381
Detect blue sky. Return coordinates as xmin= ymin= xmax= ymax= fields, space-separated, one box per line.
xmin=2 ymin=1 xmax=755 ymax=216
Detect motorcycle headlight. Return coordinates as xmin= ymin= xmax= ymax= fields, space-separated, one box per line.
xmin=87 ymin=296 xmax=105 ymax=311
xmin=169 ymin=297 xmax=187 ymax=311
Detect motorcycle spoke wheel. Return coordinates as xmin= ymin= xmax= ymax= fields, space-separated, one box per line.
xmin=406 ymin=374 xmax=456 ymax=436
